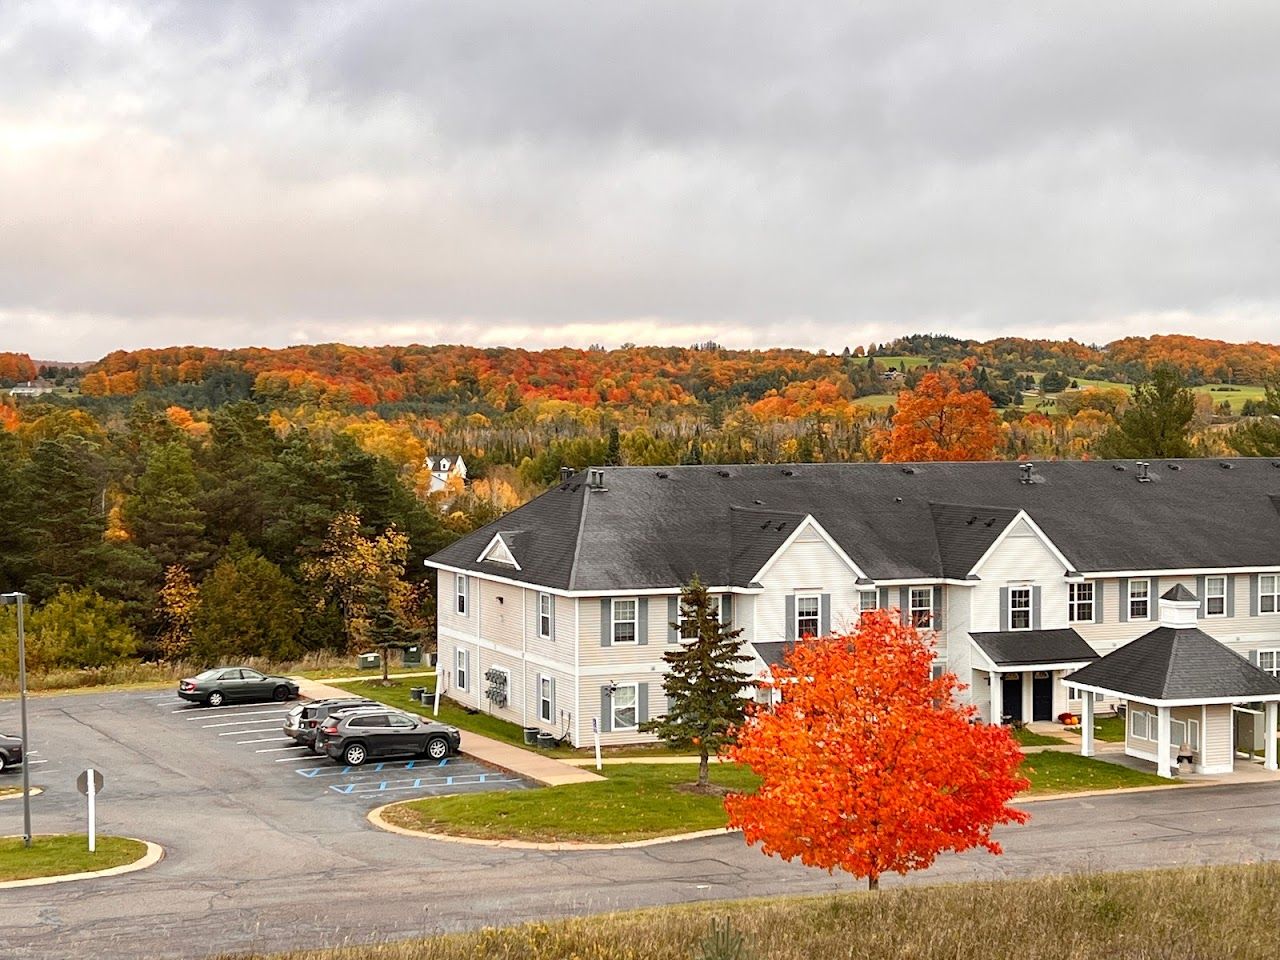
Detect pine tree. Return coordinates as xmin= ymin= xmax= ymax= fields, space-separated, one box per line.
xmin=1094 ymin=365 xmax=1196 ymax=459
xmin=604 ymin=425 xmax=622 ymax=466
xmin=641 ymin=576 xmax=753 ymax=791
xmin=1229 ymin=375 xmax=1280 ymax=457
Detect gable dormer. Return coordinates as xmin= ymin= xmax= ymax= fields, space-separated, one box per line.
xmin=477 ymin=531 xmax=524 ymax=570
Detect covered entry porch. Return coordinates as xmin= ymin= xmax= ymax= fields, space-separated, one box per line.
xmin=969 ymin=628 xmax=1098 ymax=725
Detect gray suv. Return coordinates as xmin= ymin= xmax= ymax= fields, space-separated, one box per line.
xmin=316 ymin=709 xmax=461 ymax=766
xmin=283 ymin=698 xmax=380 ymax=752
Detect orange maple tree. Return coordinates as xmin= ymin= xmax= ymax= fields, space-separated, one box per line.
xmin=880 ymin=369 xmax=1002 ymax=461
xmin=724 ymin=610 xmax=1028 ymax=890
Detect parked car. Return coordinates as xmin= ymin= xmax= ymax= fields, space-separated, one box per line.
xmin=283 ymin=698 xmax=380 ymax=751
xmin=316 ymin=708 xmax=461 ymax=766
xmin=0 ymin=733 xmax=22 ymax=773
xmin=178 ymin=667 xmax=300 ymax=707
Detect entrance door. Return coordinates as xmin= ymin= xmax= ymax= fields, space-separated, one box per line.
xmin=1032 ymin=673 xmax=1053 ymax=721
xmin=1002 ymin=674 xmax=1023 ymax=723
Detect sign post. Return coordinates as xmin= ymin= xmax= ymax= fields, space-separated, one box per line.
xmin=76 ymin=768 xmax=104 ymax=853
xmin=592 ymin=717 xmax=602 ymax=771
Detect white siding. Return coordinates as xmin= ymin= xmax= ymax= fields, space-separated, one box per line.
xmin=970 ymin=518 xmax=1069 ymax=633
xmin=756 ymin=530 xmax=861 ymax=641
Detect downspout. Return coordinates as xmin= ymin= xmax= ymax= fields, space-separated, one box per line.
xmin=521 ymin=589 xmax=528 ymax=727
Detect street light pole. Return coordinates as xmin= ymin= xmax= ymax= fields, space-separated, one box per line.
xmin=2 ymin=592 xmax=31 ymax=848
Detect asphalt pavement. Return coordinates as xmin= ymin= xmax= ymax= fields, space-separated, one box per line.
xmin=2 ymin=689 xmax=1280 ymax=959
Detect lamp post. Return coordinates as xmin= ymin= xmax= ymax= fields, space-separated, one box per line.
xmin=1 ymin=592 xmax=31 ymax=848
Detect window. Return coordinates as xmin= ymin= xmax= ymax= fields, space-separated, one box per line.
xmin=1130 ymin=709 xmax=1150 ymax=741
xmin=456 ymin=648 xmax=469 ymax=691
xmin=680 ymin=602 xmax=698 ymax=640
xmin=1261 ymin=575 xmax=1280 ymax=615
xmin=717 ymin=595 xmax=732 ymax=626
xmin=1202 ymin=576 xmax=1226 ymax=617
xmin=1068 ymin=583 xmax=1094 ymax=623
xmin=859 ymin=590 xmax=878 ymax=614
xmin=539 ymin=676 xmax=553 ymax=723
xmin=930 ymin=659 xmax=947 ymax=681
xmin=456 ymin=574 xmax=468 ymax=615
xmin=612 ymin=599 xmax=637 ymax=644
xmin=1128 ymin=579 xmax=1150 ymax=620
xmin=909 ymin=588 xmax=933 ymax=628
xmin=796 ymin=595 xmax=820 ymax=639
xmin=1257 ymin=650 xmax=1280 ymax=678
xmin=351 ymin=715 xmax=389 ymax=728
xmin=1066 ymin=685 xmax=1082 ymax=701
xmin=1187 ymin=718 xmax=1201 ymax=752
xmin=388 ymin=714 xmax=416 ymax=729
xmin=611 ymin=683 xmax=638 ymax=730
xmin=538 ymin=592 xmax=552 ymax=638
xmin=1009 ymin=587 xmax=1032 ymax=631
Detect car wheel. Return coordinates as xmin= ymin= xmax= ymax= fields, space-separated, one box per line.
xmin=425 ymin=736 xmax=450 ymax=761
xmin=0 ymin=753 xmax=7 ymax=774
xmin=207 ymin=691 xmax=225 ymax=707
xmin=272 ymin=685 xmax=289 ymax=702
xmin=343 ymin=743 xmax=367 ymax=766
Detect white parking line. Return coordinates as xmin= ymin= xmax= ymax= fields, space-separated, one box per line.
xmin=237 ymin=737 xmax=293 ymax=744
xmin=172 ymin=702 xmax=292 ymax=714
xmin=185 ymin=709 xmax=289 ymax=722
xmin=273 ymin=755 xmax=320 ymax=763
xmin=218 ymin=727 xmax=284 ymax=736
xmin=202 ymin=717 xmax=287 ymax=729
xmin=255 ymin=746 xmax=308 ymax=753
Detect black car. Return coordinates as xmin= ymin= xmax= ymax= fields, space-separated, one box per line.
xmin=178 ymin=667 xmax=301 ymax=707
xmin=283 ymin=698 xmax=380 ymax=751
xmin=0 ymin=733 xmax=23 ymax=773
xmin=316 ymin=708 xmax=461 ymax=766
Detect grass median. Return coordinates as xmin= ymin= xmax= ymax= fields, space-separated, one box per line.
xmin=0 ymin=835 xmax=148 ymax=882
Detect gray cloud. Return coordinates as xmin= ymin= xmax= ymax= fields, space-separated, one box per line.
xmin=2 ymin=0 xmax=1279 ymax=360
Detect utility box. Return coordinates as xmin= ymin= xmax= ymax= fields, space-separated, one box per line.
xmin=402 ymin=644 xmax=422 ymax=666
xmin=357 ymin=652 xmax=381 ymax=670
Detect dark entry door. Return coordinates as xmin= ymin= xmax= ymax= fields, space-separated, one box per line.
xmin=1032 ymin=673 xmax=1053 ymax=721
xmin=1002 ymin=674 xmax=1023 ymax=723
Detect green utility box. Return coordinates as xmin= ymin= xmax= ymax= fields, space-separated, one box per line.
xmin=402 ymin=644 xmax=422 ymax=666
xmin=357 ymin=652 xmax=381 ymax=670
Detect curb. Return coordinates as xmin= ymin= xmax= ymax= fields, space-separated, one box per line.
xmin=368 ymin=802 xmax=736 ymax=850
xmin=1016 ymin=781 xmax=1207 ymax=804
xmin=0 ymin=837 xmax=164 ymax=889
xmin=0 ymin=787 xmax=43 ymax=801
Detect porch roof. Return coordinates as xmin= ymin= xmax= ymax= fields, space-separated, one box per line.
xmin=969 ymin=628 xmax=1099 ymax=670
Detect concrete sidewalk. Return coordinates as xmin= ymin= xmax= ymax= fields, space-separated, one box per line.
xmin=294 ymin=678 xmax=603 ymax=787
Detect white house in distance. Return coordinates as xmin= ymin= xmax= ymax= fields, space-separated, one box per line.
xmin=426 ymin=460 xmax=1280 ymax=766
xmin=423 ymin=454 xmax=467 ymax=495
xmin=9 ymin=380 xmax=55 ymax=397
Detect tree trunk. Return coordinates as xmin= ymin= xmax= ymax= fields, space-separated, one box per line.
xmin=698 ymin=745 xmax=709 ymax=788
xmin=380 ymin=646 xmax=390 ymax=684
xmin=867 ymin=875 xmax=879 ymax=891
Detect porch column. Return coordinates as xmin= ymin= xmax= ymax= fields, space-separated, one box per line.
xmin=1266 ymin=702 xmax=1278 ymax=772
xmin=1080 ymin=692 xmax=1095 ymax=758
xmin=989 ymin=671 xmax=1002 ymax=725
xmin=1156 ymin=705 xmax=1173 ymax=779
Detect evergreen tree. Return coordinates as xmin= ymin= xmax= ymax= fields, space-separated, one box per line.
xmin=25 ymin=435 xmax=107 ymax=600
xmin=604 ymin=425 xmax=622 ymax=466
xmin=1093 ymin=366 xmax=1196 ymax=459
xmin=1228 ymin=376 xmax=1280 ymax=457
xmin=641 ymin=576 xmax=753 ymax=791
xmin=126 ymin=441 xmax=210 ymax=572
xmin=191 ymin=545 xmax=304 ymax=661
xmin=27 ymin=587 xmax=140 ymax=672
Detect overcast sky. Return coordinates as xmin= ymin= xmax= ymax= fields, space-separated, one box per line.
xmin=3 ymin=1 xmax=1280 ymax=360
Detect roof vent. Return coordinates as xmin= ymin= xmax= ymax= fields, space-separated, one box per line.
xmin=753 ymin=499 xmax=764 ymax=505
xmin=1018 ymin=463 xmax=1034 ymax=484
xmin=781 ymin=469 xmax=795 ymax=477
xmin=717 ymin=470 xmax=731 ymax=478
xmin=1273 ymin=462 xmax=1280 ymax=468
xmin=775 ymin=521 xmax=785 ymax=531
xmin=984 ymin=517 xmax=997 ymax=527
xmin=901 ymin=466 xmax=916 ymax=475
xmin=1220 ymin=461 xmax=1234 ymax=470
xmin=965 ymin=516 xmax=977 ymax=525
xmin=1167 ymin=463 xmax=1181 ymax=471
xmin=894 ymin=497 xmax=903 ymax=503
xmin=587 ymin=468 xmax=607 ymax=490
xmin=655 ymin=471 xmax=669 ymax=479
xmin=559 ymin=466 xmax=574 ymax=483
xmin=1112 ymin=464 xmax=1126 ymax=471
xmin=760 ymin=521 xmax=771 ymax=530
xmin=1135 ymin=461 xmax=1152 ymax=483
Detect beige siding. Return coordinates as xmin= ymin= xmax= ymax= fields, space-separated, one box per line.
xmin=478 ymin=579 xmax=523 ymax=651
xmin=970 ymin=519 xmax=1069 ymax=633
xmin=437 ymin=570 xmax=475 ymax=639
xmin=755 ymin=532 xmax=863 ymax=642
xmin=1203 ymin=704 xmax=1234 ymax=769
xmin=579 ymin=596 xmax=674 ymax=667
xmin=577 ymin=671 xmax=665 ymax=747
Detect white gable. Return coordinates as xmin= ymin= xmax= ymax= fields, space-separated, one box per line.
xmin=477 ymin=533 xmax=520 ymax=569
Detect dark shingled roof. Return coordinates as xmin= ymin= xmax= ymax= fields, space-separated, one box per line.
xmin=970 ymin=629 xmax=1099 ymax=667
xmin=750 ymin=641 xmax=794 ymax=669
xmin=1066 ymin=626 xmax=1280 ymax=701
xmin=428 ymin=460 xmax=1280 ymax=591
xmin=1161 ymin=583 xmax=1198 ymax=602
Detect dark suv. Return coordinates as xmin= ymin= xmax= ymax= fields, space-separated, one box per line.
xmin=283 ymin=698 xmax=379 ymax=752
xmin=0 ymin=733 xmax=22 ymax=773
xmin=317 ymin=709 xmax=461 ymax=766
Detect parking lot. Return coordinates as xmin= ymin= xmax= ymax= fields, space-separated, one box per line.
xmin=140 ymin=692 xmax=532 ymax=802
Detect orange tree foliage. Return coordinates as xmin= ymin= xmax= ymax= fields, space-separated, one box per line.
xmin=724 ymin=610 xmax=1028 ymax=890
xmin=879 ymin=370 xmax=1002 ymax=461
xmin=0 ymin=353 xmax=37 ymax=383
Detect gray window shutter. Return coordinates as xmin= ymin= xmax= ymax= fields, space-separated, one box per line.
xmin=667 ymin=596 xmax=679 ymax=643
xmin=785 ymin=595 xmax=796 ymax=641
xmin=820 ymin=594 xmax=831 ymax=636
xmin=1196 ymin=575 xmax=1206 ymax=618
xmin=898 ymin=586 xmax=910 ymax=625
xmin=1032 ymin=586 xmax=1042 ymax=630
xmin=549 ymin=594 xmax=556 ymax=641
xmin=464 ymin=576 xmax=471 ymax=614
xmin=1250 ymin=649 xmax=1260 ymax=667
xmin=1118 ymin=578 xmax=1129 ymax=623
xmin=600 ymin=686 xmax=612 ymax=732
xmin=878 ymin=586 xmax=890 ymax=609
xmin=550 ymin=677 xmax=557 ymax=721
xmin=1150 ymin=579 xmax=1160 ymax=619
xmin=722 ymin=594 xmax=734 ymax=627
xmin=932 ymin=586 xmax=944 ymax=633
xmin=1227 ymin=575 xmax=1236 ymax=618
xmin=999 ymin=587 xmax=1009 ymax=631
xmin=1093 ymin=581 xmax=1103 ymax=624
xmin=600 ymin=599 xmax=612 ymax=647
xmin=638 ymin=683 xmax=649 ymax=725
xmin=637 ymin=598 xmax=649 ymax=645
xmin=1251 ymin=575 xmax=1261 ymax=616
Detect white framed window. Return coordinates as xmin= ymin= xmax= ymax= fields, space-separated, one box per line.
xmin=1187 ymin=718 xmax=1201 ymax=752
xmin=612 ymin=598 xmax=638 ymax=644
xmin=909 ymin=587 xmax=933 ymax=628
xmin=1257 ymin=650 xmax=1280 ymax=678
xmin=858 ymin=590 xmax=878 ymax=614
xmin=1261 ymin=575 xmax=1280 ymax=615
xmin=456 ymin=648 xmax=469 ymax=691
xmin=1068 ymin=582 xmax=1094 ymax=623
xmin=1128 ymin=579 xmax=1150 ymax=620
xmin=1205 ymin=577 xmax=1226 ymax=617
xmin=717 ymin=594 xmax=732 ymax=626
xmin=538 ymin=592 xmax=552 ymax=638
xmin=455 ymin=574 xmax=468 ymax=615
xmin=930 ymin=658 xmax=947 ymax=681
xmin=1066 ymin=685 xmax=1082 ymax=701
xmin=1130 ymin=709 xmax=1150 ymax=741
xmin=539 ymin=675 xmax=553 ymax=723
xmin=1009 ymin=587 xmax=1032 ymax=631
xmin=611 ymin=683 xmax=638 ymax=730
xmin=796 ymin=594 xmax=820 ymax=639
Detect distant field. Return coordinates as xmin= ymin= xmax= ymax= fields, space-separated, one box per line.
xmin=871 ymin=354 xmax=932 ymax=370
xmin=1030 ymin=377 xmax=1265 ymax=414
xmin=853 ymin=393 xmax=898 ymax=410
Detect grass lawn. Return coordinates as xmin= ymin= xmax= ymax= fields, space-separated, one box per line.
xmin=220 ymin=863 xmax=1280 ymax=960
xmin=1019 ymin=751 xmax=1167 ymax=796
xmin=852 ymin=393 xmax=898 ymax=410
xmin=1067 ymin=713 xmax=1127 ymax=742
xmin=382 ymin=762 xmax=759 ymax=844
xmin=1011 ymin=727 xmax=1066 ymax=747
xmin=0 ymin=835 xmax=147 ymax=882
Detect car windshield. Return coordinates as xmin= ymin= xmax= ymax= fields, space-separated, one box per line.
xmin=193 ymin=669 xmax=223 ymax=680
